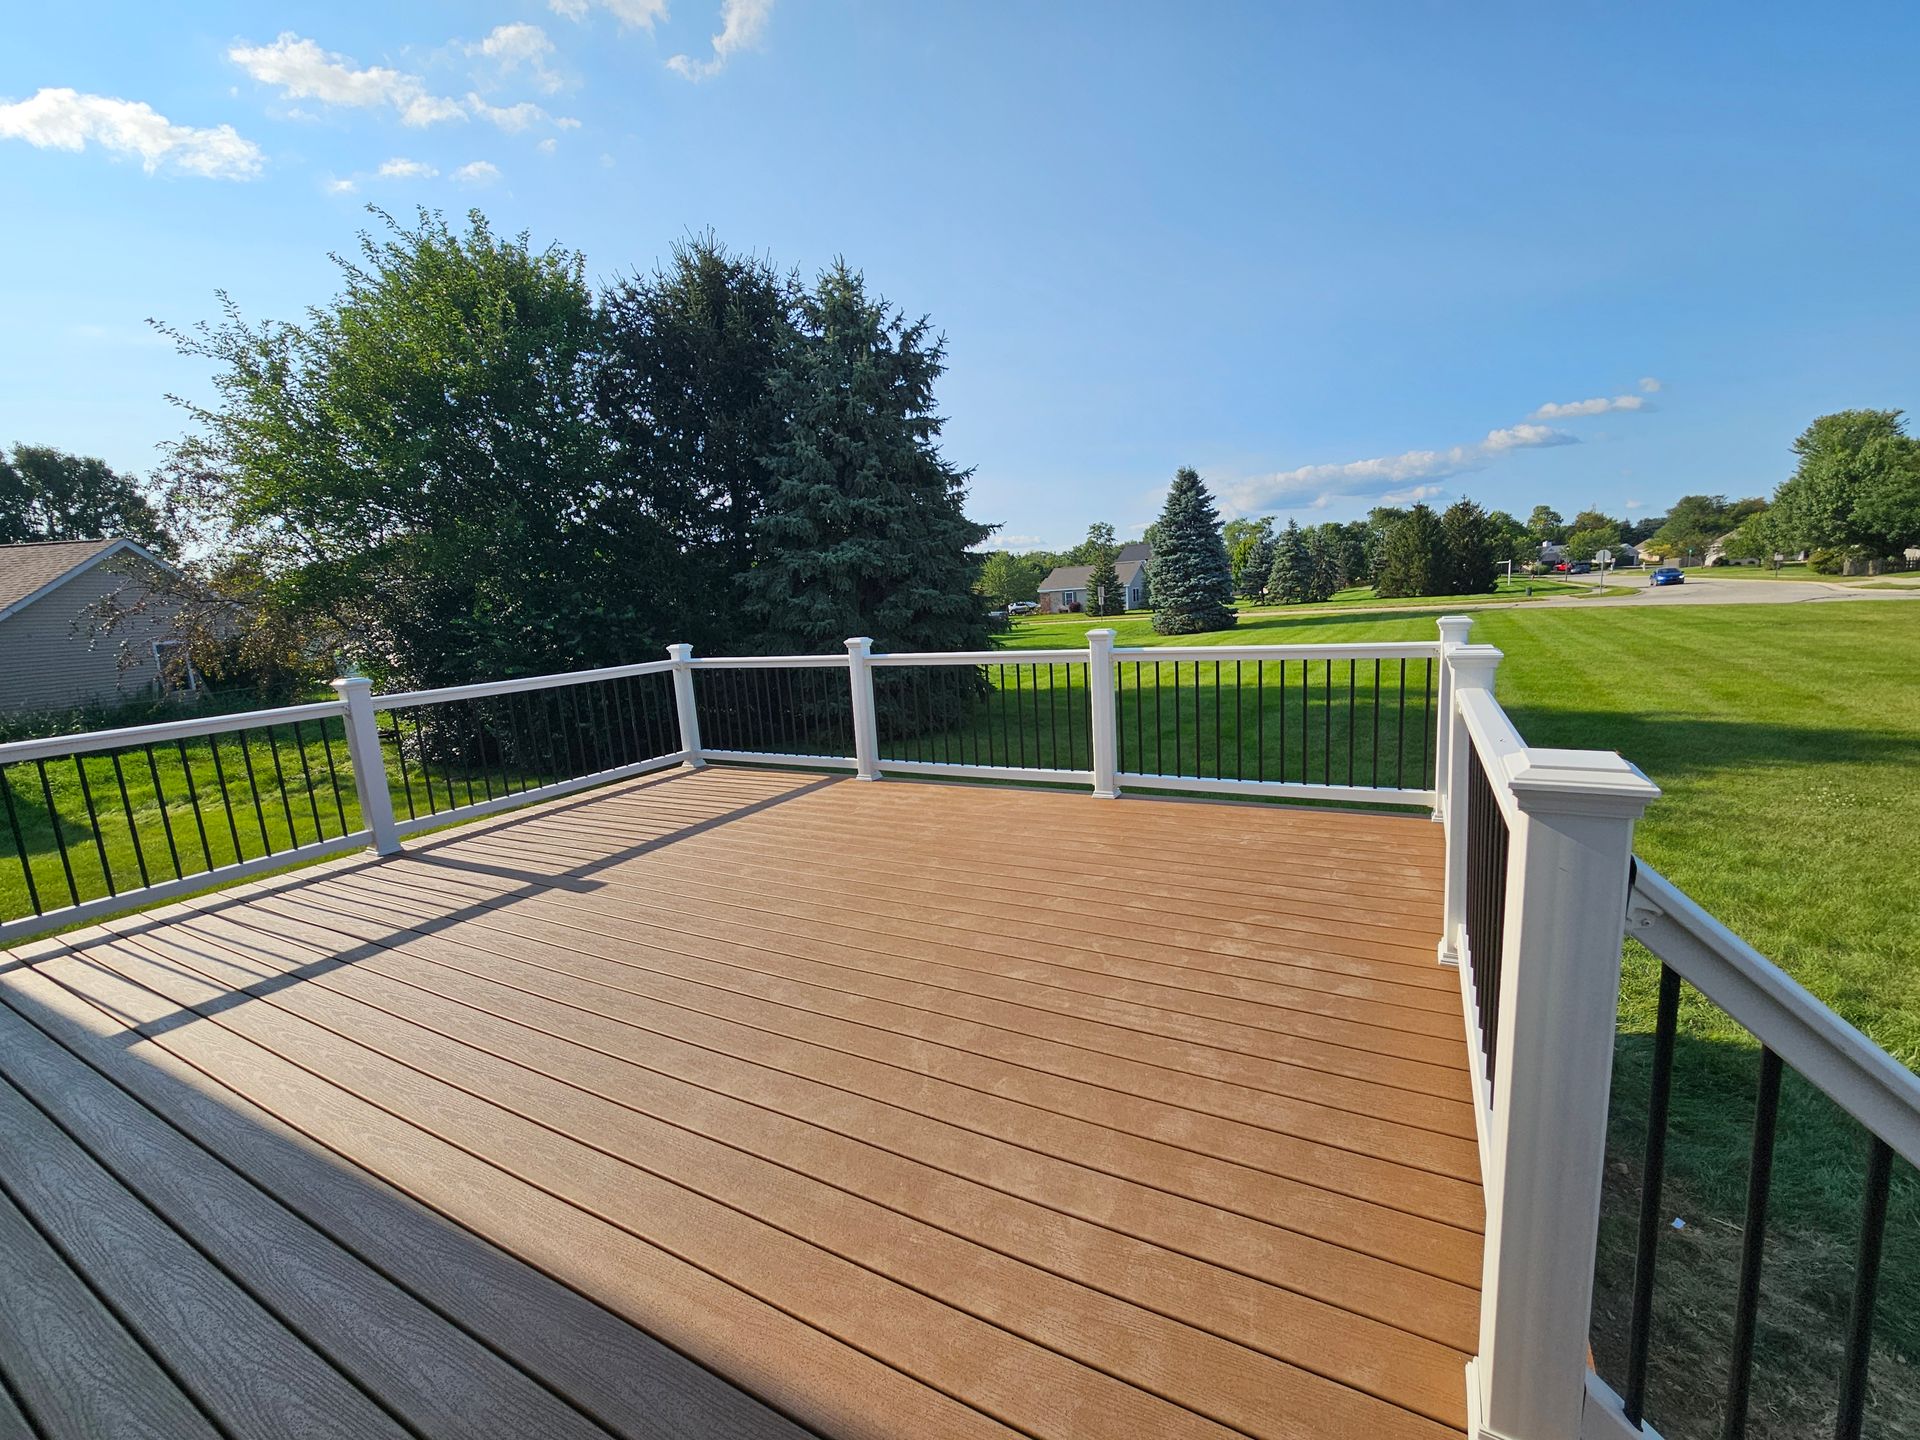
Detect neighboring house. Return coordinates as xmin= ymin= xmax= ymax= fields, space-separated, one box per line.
xmin=1037 ymin=542 xmax=1153 ymax=614
xmin=1704 ymin=530 xmax=1761 ymax=565
xmin=0 ymin=538 xmax=194 ymax=714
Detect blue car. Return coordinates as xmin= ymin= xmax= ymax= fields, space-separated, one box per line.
xmin=1651 ymin=567 xmax=1685 ymax=586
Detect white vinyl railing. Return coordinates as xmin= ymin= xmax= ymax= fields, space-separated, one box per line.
xmin=1432 ymin=617 xmax=1920 ymax=1440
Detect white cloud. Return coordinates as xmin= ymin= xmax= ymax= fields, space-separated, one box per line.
xmin=537 ymin=137 xmax=558 ymax=154
xmin=1220 ymin=423 xmax=1577 ymax=515
xmin=1625 ymin=499 xmax=1646 ymax=510
xmin=377 ymin=157 xmax=437 ymax=179
xmin=668 ymin=0 xmax=775 ymax=79
xmin=551 ymin=0 xmax=670 ymax=28
xmin=1529 ymin=394 xmax=1649 ymax=421
xmin=465 ymin=93 xmax=575 ymax=132
xmin=1639 ymin=377 xmax=1663 ymax=393
xmin=324 ymin=175 xmax=357 ymax=194
xmin=452 ymin=160 xmax=501 ymax=185
xmin=0 ymin=88 xmax=263 ymax=179
xmin=229 ymin=33 xmax=466 ymax=126
xmin=468 ymin=23 xmax=565 ymax=93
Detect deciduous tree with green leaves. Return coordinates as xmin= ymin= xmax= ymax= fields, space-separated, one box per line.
xmin=0 ymin=445 xmax=172 ymax=552
xmin=977 ymin=551 xmax=1044 ymax=607
xmin=1146 ymin=467 xmax=1235 ymax=634
xmin=159 ymin=208 xmax=666 ymax=687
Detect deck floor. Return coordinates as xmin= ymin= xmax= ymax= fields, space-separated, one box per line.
xmin=0 ymin=766 xmax=1480 ymax=1440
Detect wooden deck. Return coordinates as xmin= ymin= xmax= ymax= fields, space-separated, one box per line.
xmin=0 ymin=765 xmax=1480 ymax=1440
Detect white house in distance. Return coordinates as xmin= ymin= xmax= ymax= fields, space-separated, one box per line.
xmin=0 ymin=538 xmax=194 ymax=714
xmin=1036 ymin=542 xmax=1152 ymax=614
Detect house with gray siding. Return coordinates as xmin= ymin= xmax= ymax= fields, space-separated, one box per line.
xmin=1036 ymin=542 xmax=1152 ymax=614
xmin=0 ymin=539 xmax=193 ymax=714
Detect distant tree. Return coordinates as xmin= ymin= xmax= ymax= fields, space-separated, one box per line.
xmin=1084 ymin=529 xmax=1124 ymax=616
xmin=977 ymin=551 xmax=1043 ymax=606
xmin=1769 ymin=410 xmax=1920 ymax=559
xmin=742 ymin=260 xmax=992 ymax=653
xmin=1224 ymin=516 xmax=1275 ymax=598
xmin=1486 ymin=509 xmax=1531 ymax=568
xmin=1364 ymin=505 xmax=1409 ymax=583
xmin=1569 ymin=507 xmax=1618 ymax=534
xmin=1564 ymin=521 xmax=1623 ymax=564
xmin=1334 ymin=521 xmax=1371 ymax=589
xmin=1146 ymin=467 xmax=1235 ymax=634
xmin=1527 ymin=505 xmax=1566 ymax=544
xmin=1440 ymin=499 xmax=1499 ymax=593
xmin=1063 ymin=521 xmax=1117 ymax=566
xmin=1649 ymin=494 xmax=1740 ymax=565
xmin=1375 ymin=504 xmax=1447 ymax=598
xmin=0 ymin=445 xmax=173 ymax=552
xmin=1303 ymin=523 xmax=1343 ymax=601
xmin=1264 ymin=519 xmax=1310 ymax=604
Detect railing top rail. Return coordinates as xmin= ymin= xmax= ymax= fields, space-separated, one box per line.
xmin=1629 ymin=862 xmax=1920 ymax=1171
xmin=374 ymin=658 xmax=676 ymax=710
xmin=1114 ymin=640 xmax=1443 ymax=663
xmin=689 ymin=654 xmax=852 ymax=670
xmin=871 ymin=648 xmax=1091 ymax=666
xmin=0 ymin=698 xmax=349 ymax=767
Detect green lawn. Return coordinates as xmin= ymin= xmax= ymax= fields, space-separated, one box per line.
xmin=1005 ymin=600 xmax=1920 ymax=1437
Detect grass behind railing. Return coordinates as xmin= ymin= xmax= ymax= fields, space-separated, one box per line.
xmin=0 ymin=719 xmax=366 ymax=924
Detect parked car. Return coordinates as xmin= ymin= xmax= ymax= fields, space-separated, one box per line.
xmin=1568 ymin=561 xmax=1593 ymax=574
xmin=1553 ymin=561 xmax=1570 ymax=572
xmin=1650 ymin=567 xmax=1686 ymax=586
xmin=1007 ymin=600 xmax=1039 ymax=614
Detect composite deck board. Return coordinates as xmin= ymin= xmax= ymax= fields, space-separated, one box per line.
xmin=0 ymin=765 xmax=1482 ymax=1438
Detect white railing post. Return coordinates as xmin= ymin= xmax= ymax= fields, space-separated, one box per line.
xmin=1468 ymin=750 xmax=1660 ymax=1440
xmin=1086 ymin=628 xmax=1119 ymax=798
xmin=1435 ymin=626 xmax=1491 ymax=966
xmin=667 ymin=644 xmax=704 ymax=767
xmin=845 ymin=637 xmax=880 ymax=781
xmin=330 ymin=676 xmax=401 ymax=857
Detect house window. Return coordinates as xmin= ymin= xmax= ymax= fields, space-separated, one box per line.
xmin=1128 ymin=586 xmax=1141 ymax=606
xmin=152 ymin=640 xmax=199 ymax=695
xmin=1062 ymin=590 xmax=1077 ymax=606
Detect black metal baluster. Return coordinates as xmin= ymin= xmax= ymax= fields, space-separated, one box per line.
xmin=175 ymin=740 xmax=214 ymax=871
xmin=143 ymin=746 xmax=182 ymax=880
xmin=1279 ymin=661 xmax=1287 ymax=780
xmin=108 ymin=752 xmax=149 ymax=889
xmin=1013 ymin=664 xmax=1027 ymax=768
xmin=1154 ymin=662 xmax=1164 ymax=776
xmin=390 ymin=718 xmax=419 ymax=820
xmin=1421 ymin=658 xmax=1435 ymax=785
xmin=466 ymin=704 xmax=494 ymax=802
xmin=264 ymin=726 xmax=300 ymax=844
xmin=34 ymin=760 xmax=79 ymax=906
xmin=1300 ymin=658 xmax=1310 ymax=785
xmin=1834 ymin=1136 xmax=1894 ymax=1440
xmin=1372 ymin=660 xmax=1382 ymax=788
xmin=1624 ymin=964 xmax=1683 ymax=1425
xmin=234 ymin=731 xmax=274 ymax=855
xmin=1213 ymin=660 xmax=1222 ymax=779
xmin=1028 ymin=664 xmax=1042 ymax=766
xmin=1322 ymin=659 xmax=1332 ymax=786
xmin=2 ymin=766 xmax=43 ymax=915
xmin=289 ymin=721 xmax=326 ymax=840
xmin=1722 ymin=1048 xmax=1784 ymax=1440
xmin=1396 ymin=660 xmax=1408 ymax=789
xmin=1235 ymin=661 xmax=1243 ymax=781
xmin=73 ymin=756 xmax=116 ymax=895
xmin=1346 ymin=661 xmax=1356 ymax=786
xmin=1192 ymin=661 xmax=1201 ymax=778
xmin=317 ymin=722 xmax=351 ymax=831
xmin=1257 ymin=662 xmax=1265 ymax=782
xmin=1173 ymin=662 xmax=1182 ymax=777
xmin=205 ymin=736 xmax=245 ymax=862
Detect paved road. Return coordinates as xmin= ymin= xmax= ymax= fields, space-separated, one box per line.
xmin=1234 ymin=573 xmax=1920 ymax=623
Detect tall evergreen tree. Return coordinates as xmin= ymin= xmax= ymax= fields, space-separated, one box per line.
xmin=1440 ymin=498 xmax=1499 ymax=594
xmin=1265 ymin=519 xmax=1310 ymax=604
xmin=1146 ymin=467 xmax=1236 ymax=634
xmin=1304 ymin=523 xmax=1343 ymax=601
xmin=1374 ymin=504 xmax=1448 ymax=598
xmin=740 ymin=261 xmax=992 ymax=654
xmin=597 ymin=233 xmax=798 ymax=637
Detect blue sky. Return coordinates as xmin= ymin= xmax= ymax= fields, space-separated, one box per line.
xmin=4 ymin=2 xmax=1917 ymax=551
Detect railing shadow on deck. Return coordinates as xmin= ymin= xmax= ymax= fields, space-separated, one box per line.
xmin=0 ymin=931 xmax=809 ymax=1438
